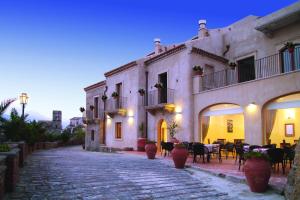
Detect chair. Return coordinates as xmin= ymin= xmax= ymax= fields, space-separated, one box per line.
xmin=280 ymin=142 xmax=291 ymax=148
xmin=193 ymin=143 xmax=210 ymax=163
xmin=235 ymin=144 xmax=245 ymax=170
xmin=161 ymin=142 xmax=174 ymax=157
xmin=262 ymin=144 xmax=276 ymax=149
xmin=188 ymin=142 xmax=194 ymax=154
xmin=249 ymin=145 xmax=261 ymax=152
xmin=283 ymin=147 xmax=295 ymax=168
xmin=267 ymin=148 xmax=285 ymax=174
xmin=223 ymin=142 xmax=235 ymax=159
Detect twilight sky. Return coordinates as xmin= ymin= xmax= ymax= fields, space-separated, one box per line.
xmin=0 ymin=0 xmax=297 ymax=126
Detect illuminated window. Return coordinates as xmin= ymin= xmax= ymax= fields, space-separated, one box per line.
xmin=115 ymin=122 xmax=122 ymax=139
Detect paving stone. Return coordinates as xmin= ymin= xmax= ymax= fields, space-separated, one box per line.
xmin=5 ymin=146 xmax=230 ymax=199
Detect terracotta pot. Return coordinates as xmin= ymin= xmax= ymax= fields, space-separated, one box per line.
xmin=194 ymin=71 xmax=203 ymax=76
xmin=172 ymin=146 xmax=188 ymax=169
xmin=145 ymin=143 xmax=157 ymax=159
xmin=244 ymin=158 xmax=271 ymax=193
xmin=137 ymin=138 xmax=146 ymax=152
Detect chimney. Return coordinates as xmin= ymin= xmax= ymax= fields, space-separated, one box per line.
xmin=154 ymin=38 xmax=162 ymax=54
xmin=198 ymin=19 xmax=209 ymax=38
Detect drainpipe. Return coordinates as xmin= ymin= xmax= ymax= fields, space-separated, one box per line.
xmin=145 ymin=71 xmax=149 ymax=139
xmin=103 ymin=86 xmax=108 ymax=145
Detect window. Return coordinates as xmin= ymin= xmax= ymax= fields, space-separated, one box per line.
xmin=115 ymin=122 xmax=122 ymax=139
xmin=94 ymin=97 xmax=99 ymax=118
xmin=91 ymin=130 xmax=95 ymax=141
xmin=281 ymin=44 xmax=300 ymax=73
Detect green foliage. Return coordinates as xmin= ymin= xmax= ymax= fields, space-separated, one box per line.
xmin=0 ymin=144 xmax=10 ymax=152
xmin=73 ymin=128 xmax=85 ymax=141
xmin=60 ymin=129 xmax=71 ymax=143
xmin=168 ymin=120 xmax=179 ymax=138
xmin=138 ymin=123 xmax=144 ymax=137
xmin=244 ymin=151 xmax=270 ymax=162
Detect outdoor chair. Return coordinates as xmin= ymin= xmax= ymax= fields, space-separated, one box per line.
xmin=267 ymin=148 xmax=285 ymax=174
xmin=161 ymin=142 xmax=174 ymax=157
xmin=193 ymin=143 xmax=210 ymax=163
xmin=283 ymin=147 xmax=295 ymax=168
xmin=262 ymin=144 xmax=276 ymax=149
xmin=223 ymin=142 xmax=235 ymax=159
xmin=249 ymin=145 xmax=261 ymax=152
xmin=235 ymin=144 xmax=245 ymax=170
xmin=188 ymin=142 xmax=194 ymax=155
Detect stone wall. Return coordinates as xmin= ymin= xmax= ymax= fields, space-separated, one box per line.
xmin=285 ymin=139 xmax=300 ymax=200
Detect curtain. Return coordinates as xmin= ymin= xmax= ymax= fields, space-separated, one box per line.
xmin=265 ymin=109 xmax=277 ymax=143
xmin=201 ymin=116 xmax=210 ymax=142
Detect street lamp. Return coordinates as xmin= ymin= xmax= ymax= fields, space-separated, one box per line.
xmin=19 ymin=93 xmax=29 ymax=119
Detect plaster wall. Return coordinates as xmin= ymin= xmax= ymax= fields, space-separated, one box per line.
xmin=194 ymin=71 xmax=300 ymax=145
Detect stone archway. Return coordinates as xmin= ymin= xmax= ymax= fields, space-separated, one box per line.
xmin=198 ymin=103 xmax=245 ymax=144
xmin=157 ymin=119 xmax=168 ymax=151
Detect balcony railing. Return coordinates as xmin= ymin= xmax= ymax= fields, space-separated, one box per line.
xmin=105 ymin=97 xmax=127 ymax=112
xmin=84 ymin=109 xmax=105 ymax=124
xmin=147 ymin=88 xmax=175 ymax=107
xmin=197 ymin=49 xmax=300 ymax=92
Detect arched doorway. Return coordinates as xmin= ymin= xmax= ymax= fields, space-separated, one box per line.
xmin=263 ymin=92 xmax=300 ymax=147
xmin=157 ymin=119 xmax=168 ymax=151
xmin=199 ymin=103 xmax=245 ymax=144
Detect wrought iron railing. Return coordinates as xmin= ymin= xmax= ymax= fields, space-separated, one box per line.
xmin=198 ymin=48 xmax=300 ymax=92
xmin=106 ymin=97 xmax=127 ymax=111
xmin=147 ymin=88 xmax=175 ymax=106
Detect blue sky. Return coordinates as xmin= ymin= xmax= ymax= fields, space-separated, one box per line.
xmin=0 ymin=0 xmax=297 ymax=125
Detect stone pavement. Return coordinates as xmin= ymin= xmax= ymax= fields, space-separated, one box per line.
xmin=5 ymin=146 xmax=283 ymax=200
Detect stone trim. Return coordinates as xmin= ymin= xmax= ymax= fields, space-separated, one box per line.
xmin=145 ymin=44 xmax=187 ymax=65
xmin=84 ymin=81 xmax=106 ymax=92
xmin=191 ymin=47 xmax=228 ymax=64
xmin=104 ymin=61 xmax=137 ymax=78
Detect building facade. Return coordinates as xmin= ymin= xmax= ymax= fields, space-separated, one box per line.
xmin=84 ymin=2 xmax=300 ymax=151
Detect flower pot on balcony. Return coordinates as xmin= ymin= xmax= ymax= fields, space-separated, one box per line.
xmin=137 ymin=138 xmax=146 ymax=152
xmin=172 ymin=144 xmax=188 ymax=169
xmin=244 ymin=156 xmax=271 ymax=193
xmin=288 ymin=47 xmax=294 ymax=53
xmin=145 ymin=142 xmax=157 ymax=159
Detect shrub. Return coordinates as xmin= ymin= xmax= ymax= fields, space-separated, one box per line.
xmin=0 ymin=144 xmax=10 ymax=152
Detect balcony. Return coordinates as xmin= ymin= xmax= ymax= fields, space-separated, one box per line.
xmin=195 ymin=49 xmax=300 ymax=93
xmin=105 ymin=97 xmax=127 ymax=117
xmin=145 ymin=88 xmax=175 ymax=115
xmin=83 ymin=109 xmax=105 ymax=124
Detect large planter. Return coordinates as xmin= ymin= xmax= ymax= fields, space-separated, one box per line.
xmin=145 ymin=143 xmax=157 ymax=159
xmin=244 ymin=158 xmax=271 ymax=193
xmin=137 ymin=138 xmax=147 ymax=152
xmin=172 ymin=146 xmax=188 ymax=169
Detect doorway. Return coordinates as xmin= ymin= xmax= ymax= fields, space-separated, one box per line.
xmin=157 ymin=119 xmax=168 ymax=151
xmin=158 ymin=72 xmax=168 ymax=103
xmin=237 ymin=56 xmax=255 ymax=83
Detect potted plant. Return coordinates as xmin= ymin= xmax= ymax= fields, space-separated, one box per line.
xmin=244 ymin=151 xmax=271 ymax=193
xmin=285 ymin=42 xmax=295 ymax=53
xmin=193 ymin=65 xmax=203 ymax=76
xmin=228 ymin=62 xmax=237 ymax=70
xmin=101 ymin=94 xmax=108 ymax=101
xmin=145 ymin=140 xmax=157 ymax=159
xmin=137 ymin=123 xmax=146 ymax=152
xmin=154 ymin=82 xmax=163 ymax=89
xmin=168 ymin=120 xmax=179 ymax=143
xmin=138 ymin=89 xmax=145 ymax=96
xmin=111 ymin=92 xmax=119 ymax=99
xmin=79 ymin=107 xmax=85 ymax=113
xmin=172 ymin=143 xmax=188 ymax=169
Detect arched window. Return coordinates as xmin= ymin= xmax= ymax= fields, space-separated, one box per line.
xmin=281 ymin=44 xmax=300 ymax=73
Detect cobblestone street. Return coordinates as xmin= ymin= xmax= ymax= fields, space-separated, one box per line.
xmin=6 ymin=146 xmax=231 ymax=200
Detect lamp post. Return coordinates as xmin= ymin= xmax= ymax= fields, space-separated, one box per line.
xmin=19 ymin=93 xmax=29 ymax=119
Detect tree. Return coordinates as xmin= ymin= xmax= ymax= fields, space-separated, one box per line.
xmin=0 ymin=99 xmax=15 ymax=122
